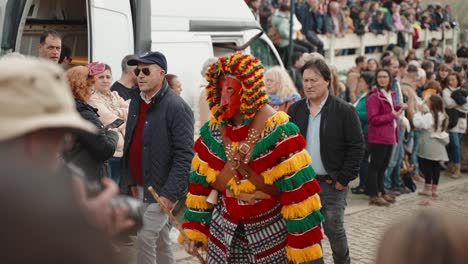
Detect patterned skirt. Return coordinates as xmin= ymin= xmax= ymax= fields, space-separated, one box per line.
xmin=206 ymin=200 xmax=289 ymax=264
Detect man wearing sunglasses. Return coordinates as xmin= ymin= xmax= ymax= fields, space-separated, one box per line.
xmin=121 ymin=51 xmax=194 ymax=264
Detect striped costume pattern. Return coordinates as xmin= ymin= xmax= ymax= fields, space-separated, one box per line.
xmin=179 ymin=111 xmax=325 ymax=263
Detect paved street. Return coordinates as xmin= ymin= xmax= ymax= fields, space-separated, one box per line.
xmin=121 ymin=174 xmax=468 ymax=264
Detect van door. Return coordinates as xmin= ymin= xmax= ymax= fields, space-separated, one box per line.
xmin=151 ymin=32 xmax=213 ymax=107
xmin=88 ymin=0 xmax=133 ymax=77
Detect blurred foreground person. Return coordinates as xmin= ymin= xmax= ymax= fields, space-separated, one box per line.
xmin=0 ymin=56 xmax=133 ymax=238
xmin=376 ymin=209 xmax=468 ymax=264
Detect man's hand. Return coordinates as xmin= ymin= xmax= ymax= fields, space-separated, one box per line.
xmin=158 ymin=196 xmax=176 ymax=212
xmin=335 ymin=181 xmax=346 ymax=191
xmin=73 ymin=177 xmax=135 ymax=236
xmin=184 ymin=240 xmax=201 ymax=256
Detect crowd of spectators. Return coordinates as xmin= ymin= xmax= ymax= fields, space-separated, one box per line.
xmin=246 ymin=0 xmax=459 ymax=66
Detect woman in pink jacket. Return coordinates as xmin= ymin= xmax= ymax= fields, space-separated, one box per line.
xmin=366 ymin=68 xmax=406 ymax=206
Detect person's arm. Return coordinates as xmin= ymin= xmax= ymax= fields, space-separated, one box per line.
xmin=76 ymin=110 xmax=119 ymax=162
xmin=442 ymin=88 xmax=457 ymax=109
xmin=336 ymin=106 xmax=364 ymax=186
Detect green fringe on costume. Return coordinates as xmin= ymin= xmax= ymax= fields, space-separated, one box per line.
xmin=184 ymin=209 xmax=213 ymax=225
xmin=286 ymin=210 xmax=324 ymax=233
xmin=251 ymin=122 xmax=300 ymax=160
xmin=199 ymin=122 xmax=226 ymax=160
xmin=275 ymin=165 xmax=316 ymax=192
xmin=189 ymin=171 xmax=210 ymax=187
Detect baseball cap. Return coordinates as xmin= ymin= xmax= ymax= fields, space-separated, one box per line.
xmin=127 ymin=51 xmax=167 ymax=72
xmin=0 ymin=56 xmax=96 ymax=142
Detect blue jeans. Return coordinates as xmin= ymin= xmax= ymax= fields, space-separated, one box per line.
xmin=448 ymin=132 xmax=464 ymax=163
xmin=109 ymin=157 xmax=121 ymax=184
xmin=410 ymin=130 xmax=421 ymax=177
xmin=358 ymin=136 xmax=370 ymax=189
xmin=384 ymin=128 xmax=404 ymax=190
xmin=309 ymin=182 xmax=350 ymax=264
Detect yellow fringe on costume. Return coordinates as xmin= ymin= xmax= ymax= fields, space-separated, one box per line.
xmin=281 ymin=194 xmax=322 ymax=219
xmin=286 ymin=243 xmax=323 ymax=263
xmin=262 ymin=150 xmax=312 ymax=185
xmin=186 ymin=193 xmax=214 ymax=210
xmin=227 ymin=178 xmax=257 ymax=196
xmin=191 ymin=154 xmax=219 ymax=183
xmin=178 ymin=229 xmax=208 ymax=251
xmin=265 ymin=111 xmax=289 ymax=129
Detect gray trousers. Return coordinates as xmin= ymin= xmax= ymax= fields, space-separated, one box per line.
xmin=137 ymin=186 xmax=175 ymax=264
xmin=309 ymin=182 xmax=350 ymax=264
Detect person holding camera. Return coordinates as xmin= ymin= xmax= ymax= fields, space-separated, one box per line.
xmin=63 ymin=65 xmax=119 ymax=183
xmin=0 ymin=56 xmax=134 ymax=240
xmin=121 ymin=51 xmax=194 ymax=264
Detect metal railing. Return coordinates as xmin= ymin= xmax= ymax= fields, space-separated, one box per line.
xmin=317 ymin=28 xmax=460 ymax=72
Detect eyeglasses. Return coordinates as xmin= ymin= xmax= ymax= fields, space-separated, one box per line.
xmin=134 ymin=67 xmax=151 ymax=76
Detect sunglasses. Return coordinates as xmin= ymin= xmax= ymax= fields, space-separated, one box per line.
xmin=134 ymin=67 xmax=151 ymax=76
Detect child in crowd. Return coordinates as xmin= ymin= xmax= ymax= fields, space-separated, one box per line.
xmin=413 ymin=95 xmax=449 ymax=202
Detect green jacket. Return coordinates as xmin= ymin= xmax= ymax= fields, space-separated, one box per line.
xmin=271 ymin=12 xmax=291 ymax=48
xmin=355 ymin=92 xmax=368 ymax=134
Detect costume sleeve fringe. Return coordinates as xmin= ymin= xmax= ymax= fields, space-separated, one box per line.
xmin=189 ymin=171 xmax=210 ymax=187
xmin=183 ymin=208 xmax=213 ymax=225
xmin=279 ymin=179 xmax=321 ymax=205
xmin=286 ymin=209 xmax=324 ymax=233
xmin=262 ymin=150 xmax=311 ymax=185
xmin=177 ymin=229 xmax=209 ymax=251
xmin=250 ymin=134 xmax=306 ymax=173
xmin=251 ymin=122 xmax=300 ymax=160
xmin=227 ymin=178 xmax=257 ymax=196
xmin=192 ymin=154 xmax=219 ymax=183
xmin=286 ymin=243 xmax=323 ymax=263
xmin=281 ymin=194 xmax=322 ymax=219
xmin=266 ymin=111 xmax=289 ymax=128
xmin=275 ymin=165 xmax=316 ymax=192
xmin=186 ymin=193 xmax=214 ymax=210
xmin=199 ymin=122 xmax=226 ymax=160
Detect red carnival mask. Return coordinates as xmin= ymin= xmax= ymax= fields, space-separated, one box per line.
xmin=219 ymin=75 xmax=242 ymax=119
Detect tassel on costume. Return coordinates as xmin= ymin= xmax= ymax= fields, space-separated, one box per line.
xmin=281 ymin=194 xmax=322 ymax=219
xmin=286 ymin=243 xmax=323 ymax=263
xmin=262 ymin=150 xmax=311 ymax=185
xmin=186 ymin=193 xmax=214 ymax=210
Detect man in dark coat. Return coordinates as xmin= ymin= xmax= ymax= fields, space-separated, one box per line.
xmin=121 ymin=51 xmax=194 ymax=264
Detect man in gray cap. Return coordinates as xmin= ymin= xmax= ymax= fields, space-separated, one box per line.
xmin=121 ymin=51 xmax=194 ymax=264
xmin=0 ymin=56 xmax=134 ymax=236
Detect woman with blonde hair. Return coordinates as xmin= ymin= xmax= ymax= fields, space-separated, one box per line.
xmin=264 ymin=66 xmax=301 ymax=112
xmin=63 ymin=66 xmax=118 ymax=182
xmin=87 ymin=62 xmax=128 ymax=184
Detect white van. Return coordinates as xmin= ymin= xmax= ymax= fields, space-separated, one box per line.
xmin=0 ymin=0 xmax=282 ymax=107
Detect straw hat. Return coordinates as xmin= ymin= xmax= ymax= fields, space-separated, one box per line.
xmin=0 ymin=56 xmax=96 ymax=141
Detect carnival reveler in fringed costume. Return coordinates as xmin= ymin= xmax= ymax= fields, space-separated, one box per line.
xmin=179 ymin=53 xmax=324 ymax=263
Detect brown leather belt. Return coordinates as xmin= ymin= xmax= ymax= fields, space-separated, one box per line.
xmin=225 ymin=189 xmax=271 ymax=204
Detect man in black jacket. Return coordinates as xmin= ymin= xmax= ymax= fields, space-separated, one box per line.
xmin=288 ymin=59 xmax=364 ymax=264
xmin=121 ymin=51 xmax=194 ymax=264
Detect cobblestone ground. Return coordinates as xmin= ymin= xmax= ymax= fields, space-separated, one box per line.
xmin=121 ymin=176 xmax=468 ymax=264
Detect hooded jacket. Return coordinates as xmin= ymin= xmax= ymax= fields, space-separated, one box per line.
xmin=366 ymin=88 xmax=401 ymax=145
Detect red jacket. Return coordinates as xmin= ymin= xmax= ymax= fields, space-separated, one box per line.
xmin=366 ymin=88 xmax=401 ymax=145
